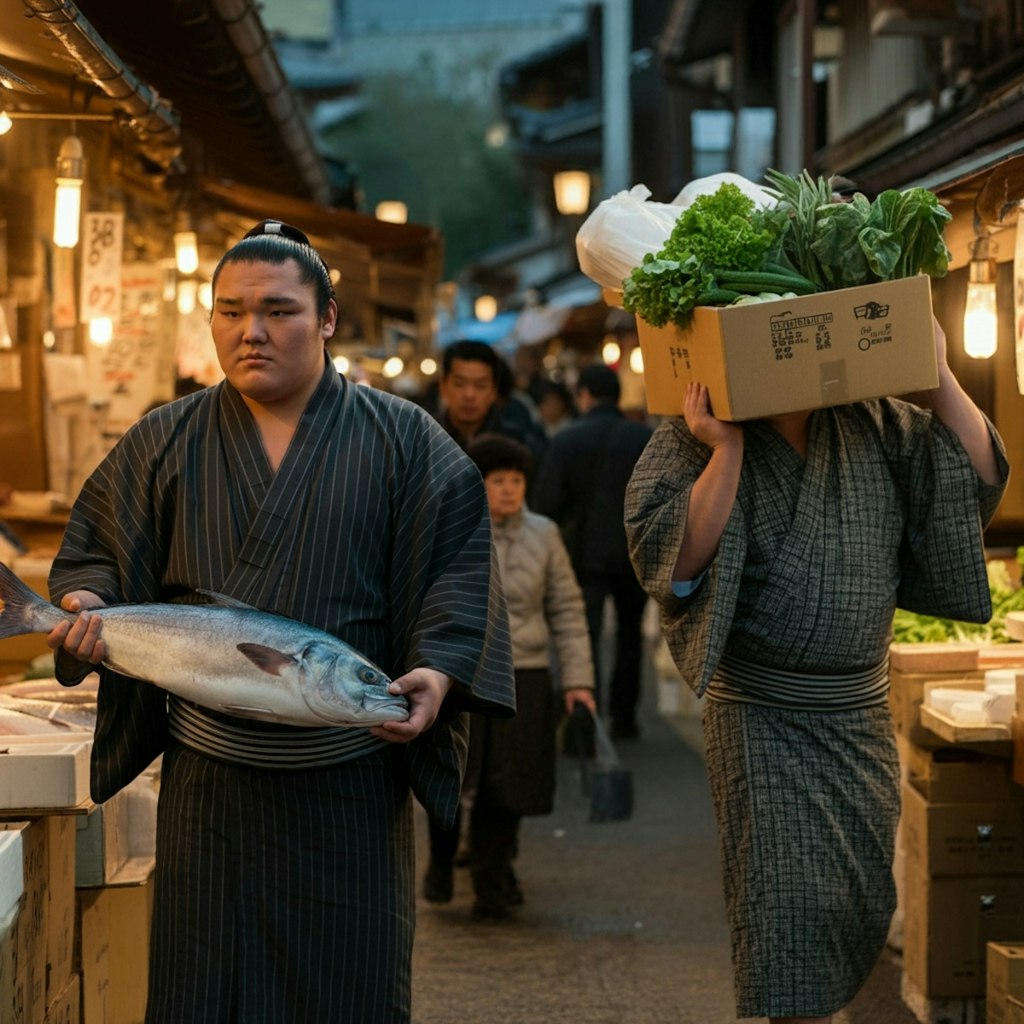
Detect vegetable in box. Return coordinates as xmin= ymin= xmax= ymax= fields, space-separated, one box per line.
xmin=622 ymin=169 xmax=952 ymax=331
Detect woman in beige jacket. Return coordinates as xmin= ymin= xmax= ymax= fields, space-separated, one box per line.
xmin=424 ymin=432 xmax=596 ymax=918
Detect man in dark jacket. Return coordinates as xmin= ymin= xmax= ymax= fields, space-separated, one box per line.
xmin=533 ymin=364 xmax=653 ymax=738
xmin=436 ymin=340 xmax=547 ymax=469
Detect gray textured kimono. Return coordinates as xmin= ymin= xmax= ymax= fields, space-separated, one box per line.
xmin=625 ymin=398 xmax=1007 ymax=693
xmin=624 ymin=397 xmax=1007 ymax=1018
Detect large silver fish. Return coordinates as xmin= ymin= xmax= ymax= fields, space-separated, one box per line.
xmin=0 ymin=563 xmax=409 ymax=728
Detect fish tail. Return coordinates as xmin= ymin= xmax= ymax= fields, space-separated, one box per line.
xmin=0 ymin=562 xmax=62 ymax=638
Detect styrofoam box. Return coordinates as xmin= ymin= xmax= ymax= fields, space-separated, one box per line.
xmin=76 ymin=788 xmax=130 ymax=887
xmin=0 ymin=827 xmax=25 ymax=929
xmin=0 ymin=734 xmax=92 ymax=809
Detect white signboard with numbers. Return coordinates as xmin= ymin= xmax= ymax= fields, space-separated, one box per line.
xmin=79 ymin=211 xmax=124 ymax=324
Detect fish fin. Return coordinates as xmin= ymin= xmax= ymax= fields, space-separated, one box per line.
xmin=0 ymin=561 xmax=62 ymax=638
xmin=237 ymin=642 xmax=295 ymax=676
xmin=197 ymin=589 xmax=258 ymax=610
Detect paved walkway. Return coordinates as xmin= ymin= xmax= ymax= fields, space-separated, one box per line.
xmin=410 ymin=686 xmax=918 ymax=1023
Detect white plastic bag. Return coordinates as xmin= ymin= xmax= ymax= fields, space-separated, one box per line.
xmin=671 ymin=172 xmax=774 ymax=210
xmin=576 ymin=184 xmax=681 ymax=291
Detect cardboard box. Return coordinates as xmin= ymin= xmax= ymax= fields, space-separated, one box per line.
xmin=45 ymin=817 xmax=75 ymax=1010
xmin=0 ymin=912 xmax=25 ymax=1024
xmin=75 ymin=792 xmax=130 ymax=888
xmin=77 ymin=867 xmax=154 ymax=1024
xmin=907 ymin=745 xmax=1020 ymax=804
xmin=0 ymin=817 xmax=77 ymax=1023
xmin=988 ymin=942 xmax=1024 ymax=1024
xmin=634 ymin=275 xmax=938 ymax=419
xmin=42 ymin=972 xmax=79 ymax=1024
xmin=1009 ymin=994 xmax=1024 ymax=1024
xmin=903 ymin=868 xmax=1024 ymax=996
xmin=0 ymin=819 xmax=47 ymax=1024
xmin=901 ymin=783 xmax=1024 ymax=876
xmin=75 ymin=887 xmax=109 ymax=1024
xmin=0 ymin=737 xmax=92 ymax=810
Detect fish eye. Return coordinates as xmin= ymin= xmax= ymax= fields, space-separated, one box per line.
xmin=360 ymin=668 xmax=379 ymax=685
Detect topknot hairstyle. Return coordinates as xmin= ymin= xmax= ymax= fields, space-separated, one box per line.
xmin=212 ymin=219 xmax=335 ymax=316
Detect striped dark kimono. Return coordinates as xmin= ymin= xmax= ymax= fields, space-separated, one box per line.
xmin=50 ymin=360 xmax=515 ymax=1023
xmin=625 ymin=399 xmax=1007 ymax=1019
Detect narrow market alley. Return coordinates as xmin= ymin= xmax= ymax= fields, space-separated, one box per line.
xmin=411 ymin=680 xmax=918 ymax=1024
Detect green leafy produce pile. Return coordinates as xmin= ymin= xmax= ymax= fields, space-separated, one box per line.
xmin=763 ymin=169 xmax=952 ymax=291
xmin=622 ymin=169 xmax=952 ymax=331
xmin=891 ymin=554 xmax=1024 ymax=644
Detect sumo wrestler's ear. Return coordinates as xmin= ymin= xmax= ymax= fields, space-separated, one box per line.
xmin=321 ymin=297 xmax=339 ymax=342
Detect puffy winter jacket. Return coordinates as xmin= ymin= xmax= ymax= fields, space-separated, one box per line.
xmin=491 ymin=508 xmax=595 ymax=690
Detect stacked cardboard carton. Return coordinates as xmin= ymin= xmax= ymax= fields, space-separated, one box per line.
xmin=989 ymin=943 xmax=1024 ymax=1024
xmin=889 ymin=643 xmax=1024 ymax=1022
xmin=0 ymin=673 xmax=159 ymax=1024
xmin=0 ymin=800 xmax=157 ymax=1024
xmin=0 ymin=816 xmax=77 ymax=1024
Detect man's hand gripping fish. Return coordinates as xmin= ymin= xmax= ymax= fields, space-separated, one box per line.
xmin=0 ymin=562 xmax=409 ymax=728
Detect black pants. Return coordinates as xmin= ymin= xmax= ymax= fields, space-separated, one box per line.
xmin=427 ymin=805 xmax=463 ymax=874
xmin=582 ymin=570 xmax=648 ymax=728
xmin=468 ymin=802 xmax=520 ymax=909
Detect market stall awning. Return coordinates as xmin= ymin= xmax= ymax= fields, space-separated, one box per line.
xmin=0 ymin=0 xmax=329 ymax=201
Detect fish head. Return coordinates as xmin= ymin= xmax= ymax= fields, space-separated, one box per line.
xmin=298 ymin=641 xmax=409 ymax=726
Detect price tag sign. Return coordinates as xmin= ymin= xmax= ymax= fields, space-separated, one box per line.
xmin=79 ymin=211 xmax=124 ymax=324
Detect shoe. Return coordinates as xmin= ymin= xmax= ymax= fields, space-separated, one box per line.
xmin=610 ymin=720 xmax=640 ymax=740
xmin=422 ymin=860 xmax=454 ymax=903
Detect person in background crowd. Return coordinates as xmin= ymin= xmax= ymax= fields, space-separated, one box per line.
xmin=46 ymin=219 xmax=515 ymax=1024
xmin=436 ymin=339 xmax=547 ymax=468
xmin=623 ymin=318 xmax=1006 ymax=1024
xmin=533 ymin=364 xmax=653 ymax=739
xmin=533 ymin=379 xmax=577 ymax=437
xmin=427 ymin=339 xmax=550 ymax=882
xmin=424 ymin=433 xmax=596 ymax=919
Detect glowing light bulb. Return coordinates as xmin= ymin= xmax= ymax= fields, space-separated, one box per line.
xmin=53 ymin=135 xmax=84 ymax=249
xmin=963 ymin=241 xmax=997 ymax=360
xmin=89 ymin=318 xmax=113 ymax=346
xmin=475 ymin=295 xmax=498 ymax=323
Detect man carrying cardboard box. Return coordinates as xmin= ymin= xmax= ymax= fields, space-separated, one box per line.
xmin=624 ymin=316 xmax=1007 ymax=1024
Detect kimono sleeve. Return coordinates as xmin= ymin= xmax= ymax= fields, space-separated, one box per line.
xmin=48 ymin=417 xmax=173 ymax=802
xmin=389 ymin=416 xmax=515 ymax=717
xmin=880 ymin=400 xmax=1009 ymax=621
xmin=624 ymin=418 xmax=746 ymax=695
